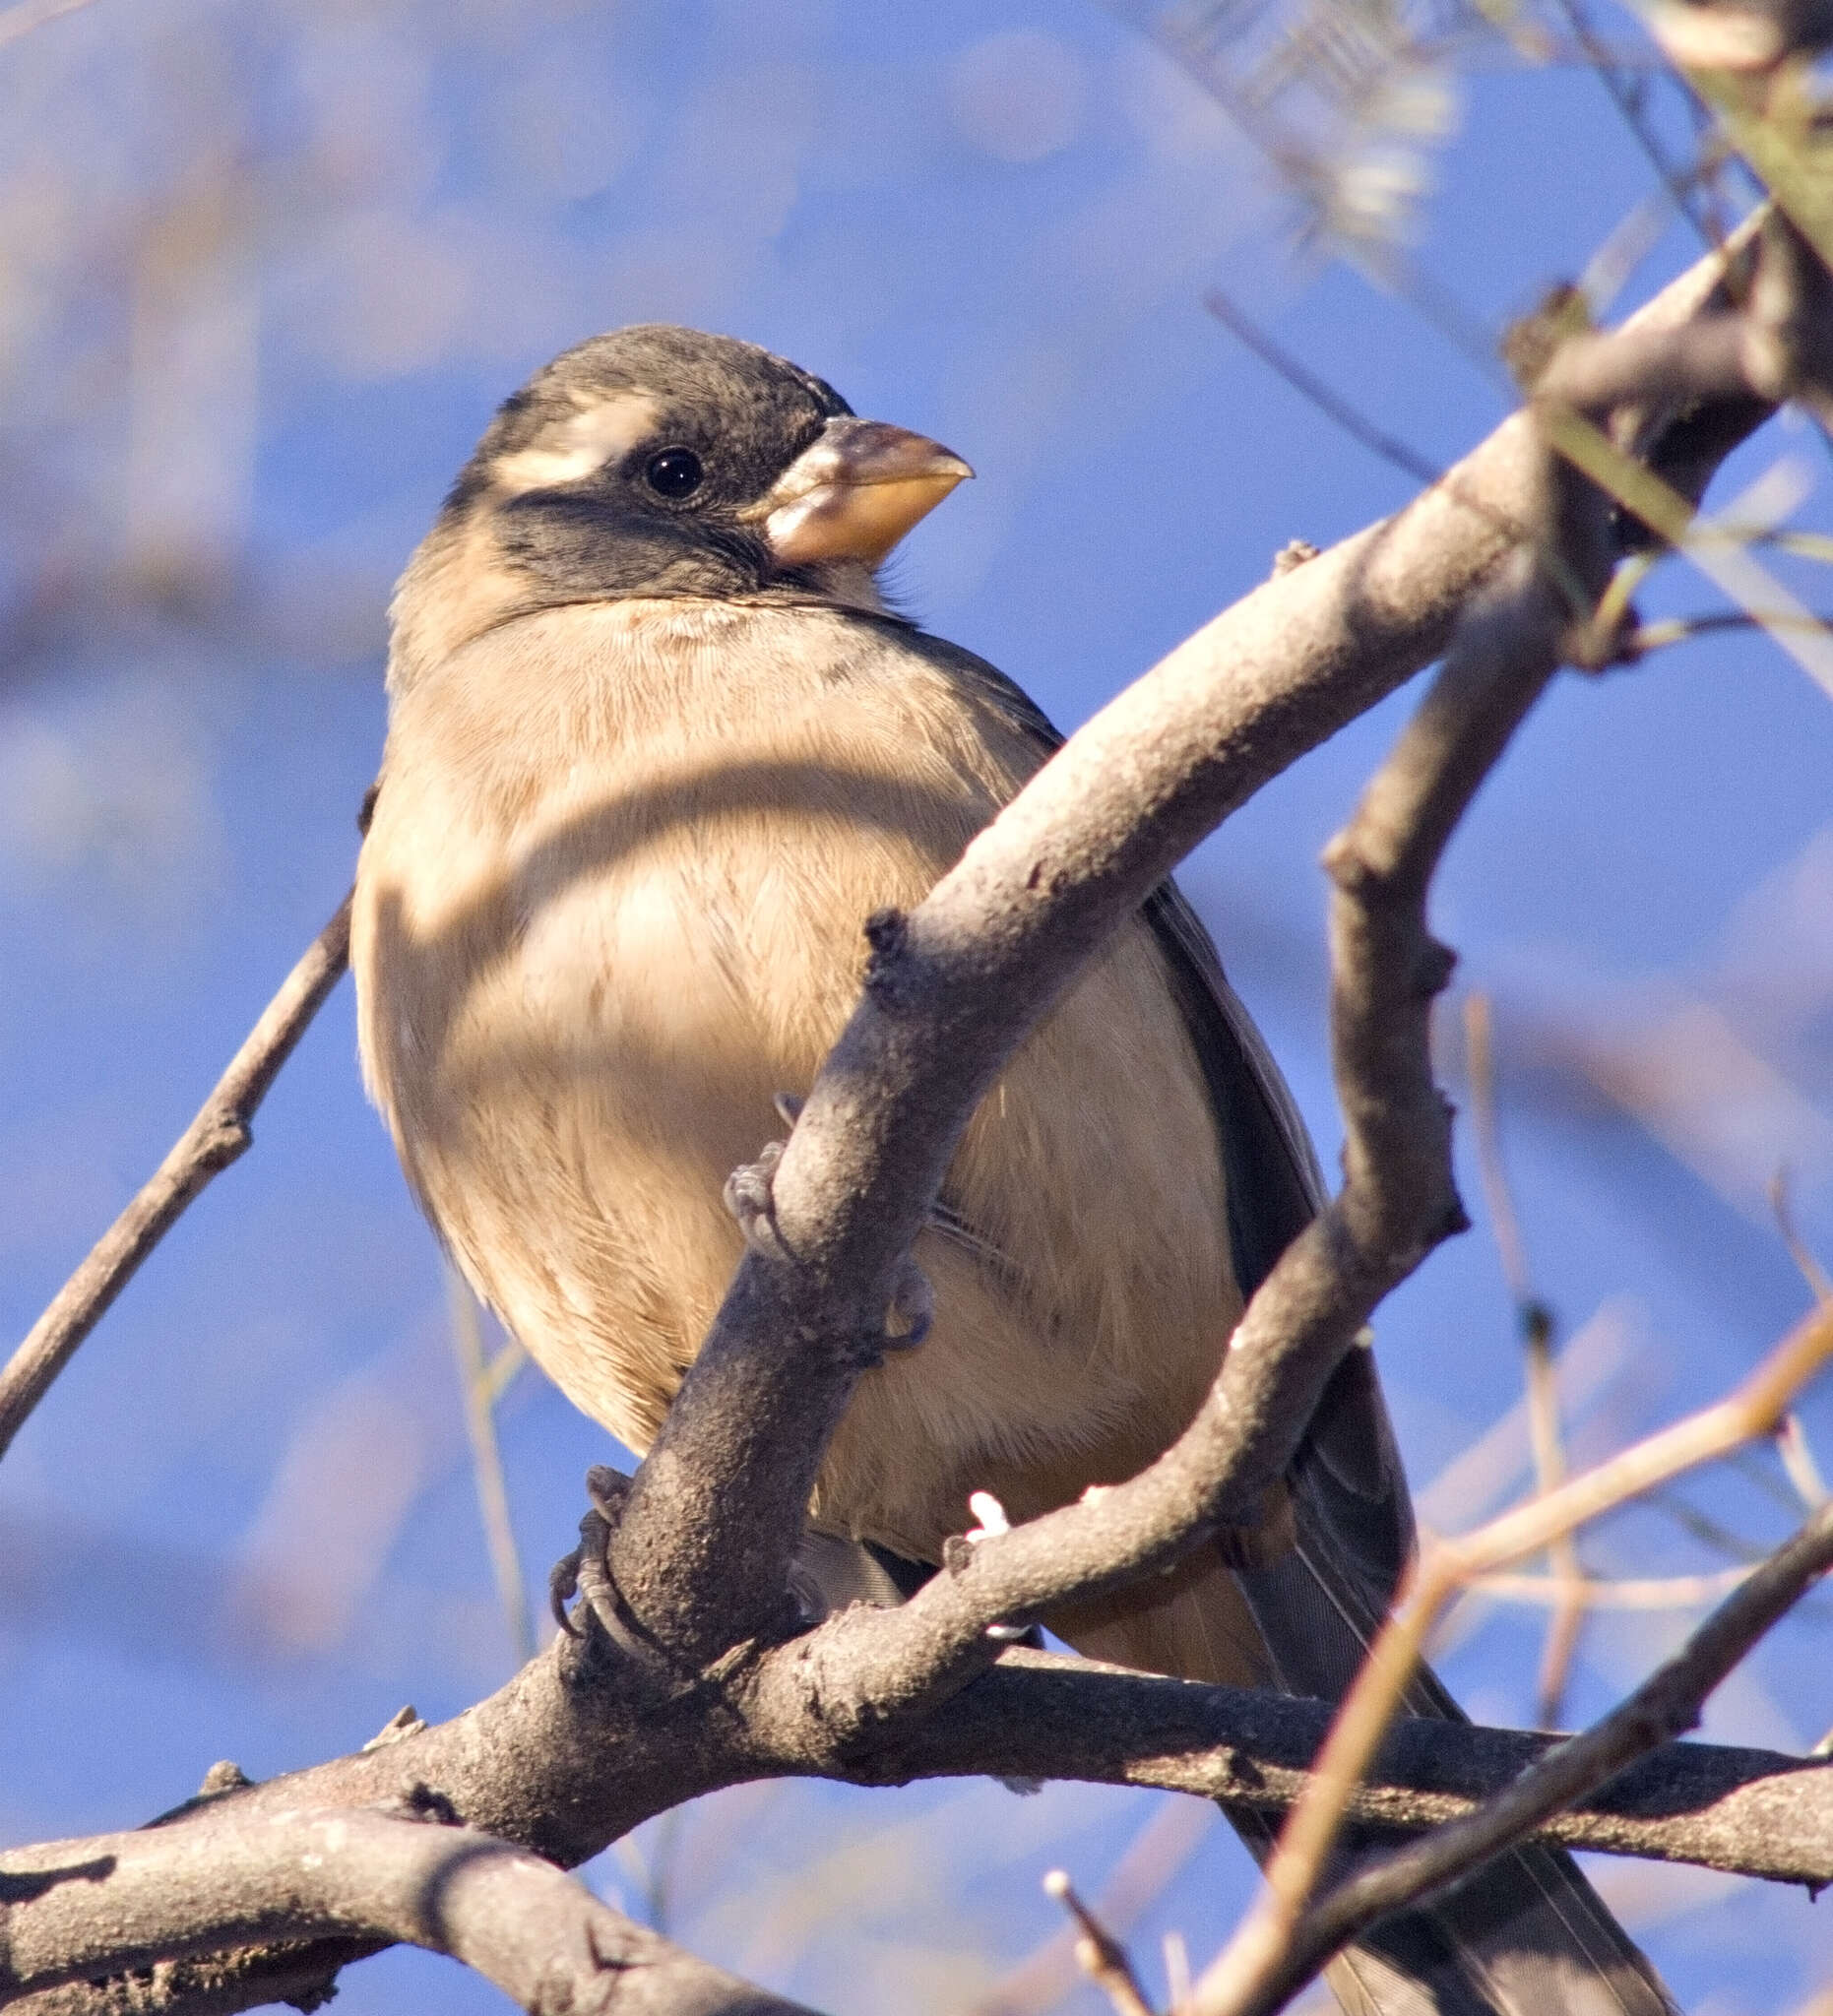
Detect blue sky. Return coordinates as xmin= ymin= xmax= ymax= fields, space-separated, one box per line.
xmin=1 ymin=3 xmax=1830 ymax=2010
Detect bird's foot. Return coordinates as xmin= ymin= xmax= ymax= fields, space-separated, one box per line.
xmin=725 ymin=1094 xmax=932 ymax=1353
xmin=883 ymin=1252 xmax=933 ymax=1348
xmin=548 ymin=1463 xmax=634 ymax=1640
xmin=548 ymin=1469 xmax=714 ymax=1687
xmin=724 ymin=1137 xmax=790 ymax=1261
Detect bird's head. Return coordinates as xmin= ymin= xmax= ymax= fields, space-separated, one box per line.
xmin=390 ymin=325 xmax=972 ymax=685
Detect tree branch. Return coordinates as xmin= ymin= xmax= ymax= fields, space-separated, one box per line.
xmin=0 ymin=894 xmax=352 ymax=1465
xmin=605 ymin=226 xmax=1773 ymax=1670
xmin=0 ymin=226 xmax=1795 ymax=2016
xmin=11 ymin=1651 xmax=1833 ymax=2016
xmin=874 ymin=1652 xmax=1833 ymax=1891
xmin=1217 ymin=1497 xmax=1833 ymax=2016
xmin=0 ymin=1806 xmax=810 ymax=2016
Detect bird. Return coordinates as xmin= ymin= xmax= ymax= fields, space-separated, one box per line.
xmin=352 ymin=324 xmax=1674 ymax=2016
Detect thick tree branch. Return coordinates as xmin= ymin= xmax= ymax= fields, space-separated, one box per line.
xmin=11 ymin=1650 xmax=1833 ymax=2016
xmin=0 ymin=895 xmax=352 ymax=1464
xmin=0 ymin=1806 xmax=809 ymax=2016
xmin=743 ymin=556 xmax=1586 ymax=1753
xmin=607 ymin=228 xmax=1773 ymax=1670
xmin=876 ymin=1652 xmax=1833 ymax=1890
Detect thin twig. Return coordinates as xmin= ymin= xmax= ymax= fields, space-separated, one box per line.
xmin=1462 ymin=993 xmax=1533 ymax=1301
xmin=1629 ymin=607 xmax=1833 ymax=652
xmin=1465 ymin=1564 xmax=1752 ymax=1608
xmin=0 ymin=0 xmax=97 ymax=52
xmin=1767 ymin=1172 xmax=1831 ymax=1511
xmin=1193 ymin=1298 xmax=1833 ymax=2015
xmin=1779 ymin=1415 xmax=1830 ymax=1510
xmin=1215 ymin=1496 xmax=1833 ymax=2016
xmin=1541 ymin=382 xmax=1833 ymax=699
xmin=445 ymin=1267 xmax=535 ymax=1667
xmin=1164 ymin=1932 xmax=1191 ymax=2016
xmin=1773 ymin=1166 xmax=1833 ymax=1305
xmin=481 ymin=1332 xmax=529 ymax=1406
xmin=1043 ymin=1870 xmax=1156 ymax=2016
xmin=1463 ymin=991 xmax=1587 ymax=1725
xmin=973 ymin=1797 xmax=1210 ymax=2016
xmin=1203 ymin=286 xmax=1594 ymax=622
xmin=1418 ymin=1299 xmax=1636 ymax=1533
xmin=1203 ymin=288 xmax=1449 ymax=491
xmin=0 ymin=892 xmax=352 ymax=1465
xmin=1648 ymin=1483 xmax=1774 ymax=1562
xmin=1550 ymin=0 xmax=1722 ymax=249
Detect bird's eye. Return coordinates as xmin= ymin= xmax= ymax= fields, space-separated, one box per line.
xmin=644 ymin=447 xmax=704 ymax=499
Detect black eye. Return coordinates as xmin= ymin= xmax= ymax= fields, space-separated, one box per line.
xmin=644 ymin=447 xmax=704 ymax=499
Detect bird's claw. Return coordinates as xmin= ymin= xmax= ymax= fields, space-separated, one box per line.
xmin=548 ymin=1465 xmax=634 ymax=1640
xmin=723 ymin=1139 xmax=790 ymax=1259
xmin=549 ymin=1508 xmax=609 ymax=1639
xmin=884 ymin=1252 xmax=933 ymax=1348
xmin=727 ymin=1097 xmax=930 ymax=1351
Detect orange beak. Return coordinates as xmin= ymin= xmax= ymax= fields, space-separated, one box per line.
xmin=753 ymin=417 xmax=973 ymax=566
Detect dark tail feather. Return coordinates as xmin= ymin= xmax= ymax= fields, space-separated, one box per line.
xmin=1230 ymin=1444 xmax=1677 ymax=2015
xmin=1227 ymin=1793 xmax=1670 ymax=2016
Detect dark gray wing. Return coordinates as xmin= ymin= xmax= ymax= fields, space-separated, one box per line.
xmin=902 ymin=622 xmax=1675 ymax=2016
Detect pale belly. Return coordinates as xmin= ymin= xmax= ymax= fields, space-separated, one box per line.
xmin=353 ymin=600 xmax=1239 ymax=1560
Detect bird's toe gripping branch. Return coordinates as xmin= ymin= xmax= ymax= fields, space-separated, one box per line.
xmin=723 ymin=1139 xmax=791 ymax=1261
xmin=725 ymin=1095 xmax=933 ymax=1355
xmin=548 ymin=1464 xmax=637 ymax=1645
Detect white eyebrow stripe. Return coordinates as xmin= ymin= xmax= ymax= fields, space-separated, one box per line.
xmin=492 ymin=391 xmax=663 ymax=492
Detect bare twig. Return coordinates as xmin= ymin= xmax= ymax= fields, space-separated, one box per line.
xmin=1042 ymin=1870 xmax=1155 ymax=2016
xmin=481 ymin=1332 xmax=530 ymax=1406
xmin=1463 ymin=993 xmax=1533 ymax=1305
xmin=1193 ymin=1298 xmax=1833 ymax=2016
xmin=1648 ymin=1483 xmax=1775 ymax=1562
xmin=445 ymin=1267 xmax=535 ymax=1667
xmin=1628 ymin=606 xmax=1833 ymax=651
xmin=1773 ymin=1166 xmax=1833 ymax=1306
xmin=1550 ymin=0 xmax=1723 ymax=248
xmin=1419 ymin=1299 xmax=1636 ymax=1533
xmin=1165 ymin=1934 xmax=1191 ymax=2015
xmin=1779 ymin=1414 xmax=1830 ymax=1509
xmin=1552 ymin=403 xmax=1833 ymax=690
xmin=1202 ymin=1497 xmax=1833 ymax=2016
xmin=0 ymin=0 xmax=97 ymax=52
xmin=1533 ymin=233 xmax=1833 ymax=691
xmin=1463 ymin=991 xmax=1587 ymax=1725
xmin=973 ymin=1797 xmax=1211 ymax=2016
xmin=1203 ymin=288 xmax=1450 ymax=491
xmin=1466 ymin=1565 xmax=1752 ymax=1608
xmin=0 ymin=892 xmax=352 ymax=1466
